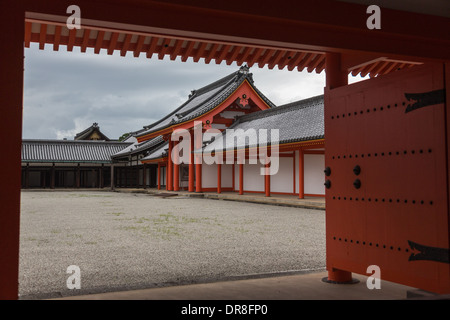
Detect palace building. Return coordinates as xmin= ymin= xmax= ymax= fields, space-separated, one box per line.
xmin=21 ymin=66 xmax=325 ymax=198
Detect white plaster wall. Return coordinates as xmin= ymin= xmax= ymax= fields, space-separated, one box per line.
xmin=221 ymin=164 xmax=233 ymax=188
xmin=271 ymin=156 xmax=294 ymax=193
xmin=160 ymin=166 xmax=166 ymax=186
xmin=202 ymin=162 xmax=218 ymax=188
xmin=304 ymin=154 xmax=325 ymax=195
xmin=201 ymin=162 xmax=234 ymax=189
xmin=243 ymin=164 xmax=264 ymax=192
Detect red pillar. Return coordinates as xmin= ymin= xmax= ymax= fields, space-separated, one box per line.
xmin=195 ymin=127 xmax=202 ymax=193
xmin=0 ymin=1 xmax=23 ymax=299
xmin=239 ymin=163 xmax=244 ymax=195
xmin=298 ymin=148 xmax=304 ymax=199
xmin=189 ymin=130 xmax=195 ymax=192
xmin=167 ymin=138 xmax=173 ymax=191
xmin=173 ymin=140 xmax=179 ymax=191
xmin=324 ymin=52 xmax=353 ymax=284
xmin=217 ymin=163 xmax=222 ymax=194
xmin=232 ymin=163 xmax=235 ymax=191
xmin=195 ymin=161 xmax=202 ymax=192
xmin=265 ymin=163 xmax=270 ymax=197
xmin=157 ymin=163 xmax=161 ymax=190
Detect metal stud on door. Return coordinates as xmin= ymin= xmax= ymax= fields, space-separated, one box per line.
xmin=324 ymin=63 xmax=450 ymax=294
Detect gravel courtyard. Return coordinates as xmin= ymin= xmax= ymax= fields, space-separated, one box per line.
xmin=19 ymin=190 xmax=326 ymax=299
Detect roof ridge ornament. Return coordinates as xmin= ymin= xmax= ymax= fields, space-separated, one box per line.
xmin=188 ymin=90 xmax=197 ymax=98
xmin=239 ymin=65 xmax=250 ymax=75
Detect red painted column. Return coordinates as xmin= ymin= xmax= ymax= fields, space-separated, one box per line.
xmin=239 ymin=163 xmax=244 ymax=195
xmin=325 ymin=52 xmax=353 ymax=284
xmin=0 ymin=1 xmax=23 ymax=299
xmin=298 ymin=148 xmax=304 ymax=199
xmin=265 ymin=163 xmax=270 ymax=197
xmin=189 ymin=130 xmax=195 ymax=192
xmin=173 ymin=140 xmax=179 ymax=191
xmin=293 ymin=152 xmax=296 ymax=194
xmin=157 ymin=163 xmax=161 ymax=190
xmin=195 ymin=126 xmax=203 ymax=193
xmin=167 ymin=138 xmax=173 ymax=191
xmin=195 ymin=161 xmax=202 ymax=192
xmin=217 ymin=163 xmax=222 ymax=194
xmin=232 ymin=163 xmax=235 ymax=191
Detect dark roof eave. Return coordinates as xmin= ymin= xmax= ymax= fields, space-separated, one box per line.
xmin=196 ymin=136 xmax=325 ymax=154
xmin=22 ymin=160 xmax=113 ymax=164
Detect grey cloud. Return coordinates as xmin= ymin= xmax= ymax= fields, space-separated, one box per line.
xmin=23 ymin=44 xmax=327 ymax=140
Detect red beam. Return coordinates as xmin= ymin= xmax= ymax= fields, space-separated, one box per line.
xmin=315 ymin=57 xmax=326 ymax=74
xmin=297 ymin=53 xmax=316 ymax=71
xmin=193 ymin=41 xmax=207 ymax=63
xmin=80 ymin=28 xmax=90 ymax=52
xmin=180 ymin=40 xmax=196 ymax=62
xmin=53 ymin=25 xmax=62 ymax=51
xmin=369 ymin=60 xmax=390 ymax=78
xmin=277 ymin=50 xmax=296 ymax=70
xmin=120 ymin=33 xmax=132 ymax=57
xmin=94 ymin=30 xmax=105 ymax=54
xmin=38 ymin=23 xmax=47 ymax=50
xmin=66 ymin=28 xmax=76 ymax=52
xmin=170 ymin=39 xmax=183 ymax=60
xmin=146 ymin=36 xmax=159 ymax=58
xmin=246 ymin=47 xmax=263 ymax=67
xmin=107 ymin=32 xmax=119 ymax=55
xmin=226 ymin=46 xmax=241 ymax=65
xmin=24 ymin=21 xmax=32 ymax=48
xmin=379 ymin=61 xmax=399 ymax=75
xmin=258 ymin=49 xmax=274 ymax=68
xmin=267 ymin=50 xmax=284 ymax=69
xmin=215 ymin=44 xmax=230 ymax=64
xmin=204 ymin=43 xmax=219 ymax=64
xmin=133 ymin=35 xmax=145 ymax=57
xmin=307 ymin=54 xmax=325 ymax=73
xmin=236 ymin=46 xmax=252 ymax=66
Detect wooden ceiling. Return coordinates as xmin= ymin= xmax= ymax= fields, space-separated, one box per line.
xmin=24 ymin=18 xmax=420 ymax=78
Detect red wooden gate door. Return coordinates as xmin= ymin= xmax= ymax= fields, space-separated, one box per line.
xmin=325 ymin=63 xmax=450 ymax=294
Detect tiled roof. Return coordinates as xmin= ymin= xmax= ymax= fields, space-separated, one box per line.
xmin=141 ymin=141 xmax=169 ymax=162
xmin=74 ymin=122 xmax=110 ymax=141
xmin=22 ymin=139 xmax=132 ymax=163
xmin=111 ymin=135 xmax=165 ymax=159
xmin=201 ymin=95 xmax=324 ymax=153
xmin=135 ymin=66 xmax=275 ymax=139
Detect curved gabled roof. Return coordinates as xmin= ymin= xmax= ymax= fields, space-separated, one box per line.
xmin=74 ymin=122 xmax=110 ymax=141
xmin=111 ymin=135 xmax=165 ymax=160
xmin=135 ymin=65 xmax=275 ymax=140
xmin=201 ymin=95 xmax=324 ymax=153
xmin=141 ymin=141 xmax=169 ymax=162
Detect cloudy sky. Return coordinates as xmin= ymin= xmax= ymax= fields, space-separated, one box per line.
xmin=23 ymin=43 xmax=361 ymax=140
